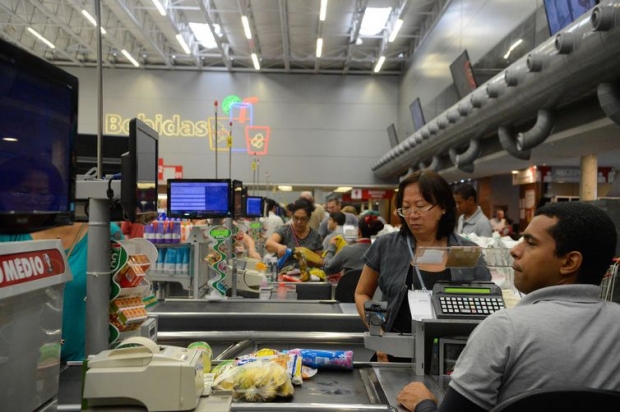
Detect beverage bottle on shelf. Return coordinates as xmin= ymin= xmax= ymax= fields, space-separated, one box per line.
xmin=154 ymin=214 xmax=165 ymax=244
xmin=143 ymin=223 xmax=154 ymax=243
xmin=172 ymin=218 xmax=181 ymax=244
xmin=163 ymin=218 xmax=172 ymax=244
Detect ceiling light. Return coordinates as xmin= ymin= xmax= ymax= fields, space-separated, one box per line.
xmin=241 ymin=15 xmax=252 ymax=39
xmin=81 ymin=10 xmax=107 ymax=35
xmin=189 ymin=23 xmax=218 ymax=49
xmin=27 ymin=27 xmax=55 ymax=49
xmin=503 ymin=38 xmax=523 ymax=59
xmin=175 ymin=34 xmax=191 ymax=54
xmin=152 ymin=0 xmax=166 ymax=16
xmin=316 ymin=38 xmax=323 ymax=58
xmin=319 ymin=0 xmax=328 ymax=22
xmin=511 ymin=170 xmax=519 ymax=174
xmin=2 ymin=137 xmax=18 ymax=142
xmin=121 ymin=49 xmax=140 ymax=67
xmin=334 ymin=187 xmax=352 ymax=193
xmin=388 ymin=19 xmax=403 ymax=42
xmin=278 ymin=185 xmax=293 ymax=191
xmin=360 ymin=7 xmax=392 ymax=36
xmin=373 ymin=56 xmax=386 ymax=73
xmin=251 ymin=53 xmax=260 ymax=70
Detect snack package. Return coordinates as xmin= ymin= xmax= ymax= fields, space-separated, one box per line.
xmin=287 ymin=349 xmax=354 ymax=370
xmin=236 ymin=352 xmax=303 ymax=386
xmin=212 ymin=359 xmax=294 ymax=402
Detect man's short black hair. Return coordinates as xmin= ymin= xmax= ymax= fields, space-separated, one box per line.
xmin=453 ymin=183 xmax=477 ymax=202
xmin=329 ymin=211 xmax=346 ymax=226
xmin=535 ymin=202 xmax=617 ymax=285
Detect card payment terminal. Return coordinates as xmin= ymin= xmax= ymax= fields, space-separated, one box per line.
xmin=432 ymin=282 xmax=505 ymax=319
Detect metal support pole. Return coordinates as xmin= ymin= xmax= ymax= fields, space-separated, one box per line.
xmin=85 ymin=198 xmax=112 ymax=356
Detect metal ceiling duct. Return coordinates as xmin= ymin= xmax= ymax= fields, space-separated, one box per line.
xmin=449 ymin=138 xmax=483 ymax=172
xmin=597 ymin=83 xmax=620 ymax=124
xmin=373 ymin=0 xmax=620 ymax=180
xmin=498 ymin=126 xmax=532 ymax=160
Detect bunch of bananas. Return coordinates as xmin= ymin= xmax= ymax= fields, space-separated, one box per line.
xmin=213 ymin=359 xmax=294 ymax=402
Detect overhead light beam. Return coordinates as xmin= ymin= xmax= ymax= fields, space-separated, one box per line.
xmin=152 ymin=0 xmax=166 ymax=16
xmin=175 ymin=34 xmax=191 ymax=54
xmin=388 ymin=19 xmax=403 ymax=42
xmin=373 ymin=56 xmax=386 ymax=73
xmin=319 ymin=0 xmax=328 ymax=21
xmin=121 ymin=49 xmax=140 ymax=67
xmin=251 ymin=53 xmax=260 ymax=70
xmin=27 ymin=27 xmax=55 ymax=49
xmin=316 ymin=38 xmax=323 ymax=58
xmin=241 ymin=15 xmax=252 ymax=39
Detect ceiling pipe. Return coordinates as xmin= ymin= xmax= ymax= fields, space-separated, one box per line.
xmin=372 ymin=0 xmax=620 ymax=180
xmin=420 ymin=155 xmax=443 ymax=171
xmin=498 ymin=126 xmax=531 ymax=160
xmin=449 ymin=138 xmax=482 ymax=171
xmin=598 ymin=82 xmax=620 ymax=124
xmin=516 ymin=109 xmax=554 ymax=151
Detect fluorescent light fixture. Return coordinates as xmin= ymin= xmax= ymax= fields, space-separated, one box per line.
xmin=388 ymin=18 xmax=403 ymax=42
xmin=81 ymin=10 xmax=107 ymax=34
xmin=241 ymin=15 xmax=252 ymax=39
xmin=152 ymin=0 xmax=166 ymax=16
xmin=121 ymin=49 xmax=140 ymax=67
xmin=503 ymin=38 xmax=523 ymax=59
xmin=334 ymin=187 xmax=352 ymax=193
xmin=511 ymin=170 xmax=519 ymax=174
xmin=373 ymin=55 xmax=386 ymax=73
xmin=278 ymin=185 xmax=293 ymax=191
xmin=27 ymin=27 xmax=55 ymax=49
xmin=316 ymin=38 xmax=323 ymax=58
xmin=319 ymin=0 xmax=328 ymax=21
xmin=189 ymin=22 xmax=220 ymax=48
xmin=2 ymin=137 xmax=18 ymax=142
xmin=175 ymin=34 xmax=191 ymax=54
xmin=360 ymin=7 xmax=392 ymax=36
xmin=251 ymin=53 xmax=260 ymax=70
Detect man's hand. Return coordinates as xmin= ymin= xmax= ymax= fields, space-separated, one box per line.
xmin=396 ymin=382 xmax=438 ymax=412
xmin=376 ymin=351 xmax=389 ymax=362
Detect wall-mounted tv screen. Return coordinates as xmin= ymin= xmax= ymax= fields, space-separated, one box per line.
xmin=121 ymin=119 xmax=158 ymax=223
xmin=386 ymin=124 xmax=399 ymax=149
xmin=409 ymin=98 xmax=426 ymax=132
xmin=245 ymin=196 xmax=264 ymax=218
xmin=0 ymin=38 xmax=77 ymax=233
xmin=544 ymin=0 xmax=598 ymax=36
xmin=450 ymin=50 xmax=478 ymax=100
xmin=167 ymin=179 xmax=232 ymax=219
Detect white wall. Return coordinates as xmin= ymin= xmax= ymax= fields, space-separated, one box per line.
xmin=65 ymin=68 xmax=400 ymax=188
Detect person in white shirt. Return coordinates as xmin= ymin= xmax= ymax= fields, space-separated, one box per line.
xmin=261 ymin=198 xmax=284 ymax=239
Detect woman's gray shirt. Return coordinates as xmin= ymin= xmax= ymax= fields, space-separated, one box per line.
xmin=362 ymin=231 xmax=491 ymax=331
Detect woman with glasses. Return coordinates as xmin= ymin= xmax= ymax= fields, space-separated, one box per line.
xmin=265 ymin=198 xmax=323 ymax=269
xmin=355 ymin=171 xmax=491 ymax=362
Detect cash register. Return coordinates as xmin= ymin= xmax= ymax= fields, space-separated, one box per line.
xmin=82 ymin=337 xmax=204 ymax=411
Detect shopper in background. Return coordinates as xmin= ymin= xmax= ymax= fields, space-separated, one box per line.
xmin=300 ymin=191 xmax=325 ymax=231
xmin=453 ymin=183 xmax=493 ymax=237
xmin=322 ymin=211 xmax=346 ymax=251
xmin=355 ymin=171 xmax=491 ymax=362
xmin=319 ymin=197 xmax=359 ymax=238
xmin=490 ymin=207 xmax=513 ymax=236
xmin=265 ymin=198 xmax=323 ymax=268
xmin=397 ymin=201 xmax=620 ymax=411
xmin=0 ymin=222 xmax=122 ymax=362
xmin=121 ymin=220 xmax=144 ymax=238
xmin=323 ymin=212 xmax=385 ymax=275
xmin=261 ymin=198 xmax=284 ymax=239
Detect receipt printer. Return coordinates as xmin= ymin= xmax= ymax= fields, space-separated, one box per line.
xmin=83 ymin=342 xmax=204 ymax=411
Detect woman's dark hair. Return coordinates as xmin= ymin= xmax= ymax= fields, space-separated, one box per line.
xmin=535 ymin=202 xmax=617 ymax=285
xmin=291 ymin=198 xmax=314 ymax=218
xmin=396 ymin=170 xmax=456 ymax=239
xmin=359 ymin=213 xmax=385 ymax=238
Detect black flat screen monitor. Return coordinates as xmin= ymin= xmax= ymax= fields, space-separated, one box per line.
xmin=409 ymin=98 xmax=426 ymax=132
xmin=245 ymin=196 xmax=264 ymax=218
xmin=121 ymin=119 xmax=159 ymax=223
xmin=544 ymin=0 xmax=598 ymax=36
xmin=0 ymin=38 xmax=77 ymax=233
xmin=167 ymin=179 xmax=232 ymax=219
xmin=386 ymin=124 xmax=399 ymax=149
xmin=450 ymin=50 xmax=478 ymax=100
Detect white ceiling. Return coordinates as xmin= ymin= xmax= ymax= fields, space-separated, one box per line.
xmin=0 ymin=0 xmax=444 ymax=74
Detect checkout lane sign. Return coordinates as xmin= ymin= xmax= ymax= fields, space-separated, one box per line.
xmin=0 ymin=249 xmax=66 ymax=288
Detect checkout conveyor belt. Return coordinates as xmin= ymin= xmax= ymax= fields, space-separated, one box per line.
xmin=150 ymin=300 xmax=367 ymax=333
xmin=58 ymin=362 xmax=447 ymax=411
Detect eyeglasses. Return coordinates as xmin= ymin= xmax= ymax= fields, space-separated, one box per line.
xmin=396 ymin=204 xmax=437 ymax=217
xmin=292 ymin=216 xmax=309 ymax=222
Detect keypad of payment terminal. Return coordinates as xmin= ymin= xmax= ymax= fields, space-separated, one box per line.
xmin=432 ymin=282 xmax=505 ymax=319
